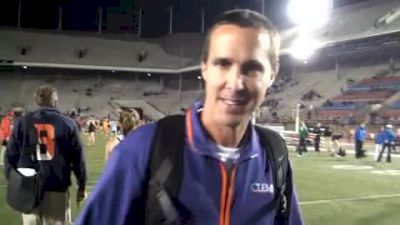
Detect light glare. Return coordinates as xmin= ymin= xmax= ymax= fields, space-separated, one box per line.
xmin=287 ymin=0 xmax=332 ymax=29
xmin=289 ymin=34 xmax=320 ymax=60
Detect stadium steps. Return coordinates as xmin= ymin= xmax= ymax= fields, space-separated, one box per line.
xmin=381 ymin=90 xmax=400 ymax=107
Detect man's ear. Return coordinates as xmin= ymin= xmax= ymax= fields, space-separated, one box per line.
xmin=268 ymin=63 xmax=279 ymax=86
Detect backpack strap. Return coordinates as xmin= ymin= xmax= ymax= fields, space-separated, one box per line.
xmin=144 ymin=116 xmax=291 ymax=225
xmin=255 ymin=125 xmax=291 ymax=225
xmin=19 ymin=112 xmax=39 ymax=166
xmin=145 ymin=115 xmax=186 ymax=225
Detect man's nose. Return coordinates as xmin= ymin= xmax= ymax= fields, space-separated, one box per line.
xmin=225 ymin=67 xmax=244 ymax=91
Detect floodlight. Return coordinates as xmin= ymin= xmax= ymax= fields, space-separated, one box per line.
xmin=287 ymin=0 xmax=332 ymax=29
xmin=289 ymin=34 xmax=320 ymax=60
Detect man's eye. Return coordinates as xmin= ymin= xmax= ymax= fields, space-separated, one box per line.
xmin=214 ymin=59 xmax=231 ymax=68
xmin=242 ymin=61 xmax=264 ymax=76
xmin=243 ymin=70 xmax=262 ymax=77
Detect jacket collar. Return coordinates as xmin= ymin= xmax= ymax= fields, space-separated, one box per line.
xmin=32 ymin=106 xmax=59 ymax=117
xmin=185 ymin=101 xmax=261 ymax=162
xmin=36 ymin=106 xmax=58 ymax=112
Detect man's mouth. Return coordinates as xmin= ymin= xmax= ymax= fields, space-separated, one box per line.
xmin=220 ymin=98 xmax=247 ymax=106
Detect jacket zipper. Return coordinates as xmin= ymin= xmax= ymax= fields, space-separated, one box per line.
xmin=219 ymin=162 xmax=237 ymax=225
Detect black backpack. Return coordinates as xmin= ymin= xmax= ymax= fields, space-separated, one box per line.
xmin=6 ymin=113 xmax=45 ymax=213
xmin=145 ymin=115 xmax=291 ymax=225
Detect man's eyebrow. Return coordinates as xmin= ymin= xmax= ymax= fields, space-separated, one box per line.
xmin=242 ymin=59 xmax=265 ymax=72
xmin=212 ymin=57 xmax=233 ymax=64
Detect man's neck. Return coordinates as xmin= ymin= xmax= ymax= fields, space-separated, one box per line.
xmin=200 ymin=110 xmax=249 ymax=148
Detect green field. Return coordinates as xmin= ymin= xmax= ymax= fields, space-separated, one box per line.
xmin=1 ymin=134 xmax=400 ymax=225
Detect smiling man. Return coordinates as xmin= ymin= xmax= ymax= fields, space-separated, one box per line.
xmin=200 ymin=14 xmax=278 ymax=147
xmin=76 ymin=9 xmax=304 ymax=225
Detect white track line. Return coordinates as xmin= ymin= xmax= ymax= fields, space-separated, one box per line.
xmin=1 ymin=183 xmax=399 ymax=206
xmin=300 ymin=193 xmax=400 ymax=205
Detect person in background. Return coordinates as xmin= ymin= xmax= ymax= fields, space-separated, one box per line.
xmin=377 ymin=124 xmax=397 ymax=163
xmin=4 ymin=85 xmax=87 ymax=225
xmin=374 ymin=126 xmax=384 ymax=161
xmin=314 ymin=122 xmax=322 ymax=152
xmin=0 ymin=111 xmax=13 ymax=166
xmin=349 ymin=128 xmax=355 ymax=143
xmin=354 ymin=123 xmax=367 ymax=159
xmin=396 ymin=128 xmax=400 ymax=152
xmin=87 ymin=120 xmax=96 ymax=146
xmin=331 ymin=130 xmax=346 ymax=157
xmin=12 ymin=107 xmax=24 ymax=121
xmin=388 ymin=125 xmax=396 ymax=152
xmin=298 ymin=121 xmax=308 ymax=156
xmin=102 ymin=119 xmax=109 ymax=136
xmin=104 ymin=110 xmax=140 ymax=162
xmin=109 ymin=119 xmax=118 ymax=137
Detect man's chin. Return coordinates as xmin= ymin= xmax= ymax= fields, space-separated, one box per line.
xmin=218 ymin=114 xmax=250 ymax=127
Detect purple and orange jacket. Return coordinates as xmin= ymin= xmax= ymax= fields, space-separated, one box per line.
xmin=0 ymin=112 xmax=13 ymax=142
xmin=76 ymin=101 xmax=304 ymax=225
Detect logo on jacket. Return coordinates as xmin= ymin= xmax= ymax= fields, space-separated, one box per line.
xmin=251 ymin=183 xmax=274 ymax=194
xmin=34 ymin=124 xmax=56 ymax=161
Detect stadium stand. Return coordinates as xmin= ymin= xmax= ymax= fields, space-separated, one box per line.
xmin=311 ymin=70 xmax=400 ymax=123
xmin=332 ymin=90 xmax=396 ymax=103
xmin=262 ymin=59 xmax=397 ymax=122
xmin=0 ymin=29 xmax=200 ymax=70
xmin=0 ymin=70 xmax=201 ymax=119
xmin=320 ymin=102 xmax=366 ymax=110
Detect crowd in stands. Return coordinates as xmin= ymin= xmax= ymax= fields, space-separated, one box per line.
xmin=263 ymin=99 xmax=279 ymax=111
xmin=320 ymin=101 xmax=365 ymax=110
xmin=301 ymin=89 xmax=322 ymax=101
xmin=267 ymin=73 xmax=298 ymax=95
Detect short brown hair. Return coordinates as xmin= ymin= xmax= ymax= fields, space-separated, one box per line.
xmin=201 ymin=9 xmax=280 ymax=73
xmin=34 ymin=85 xmax=58 ymax=107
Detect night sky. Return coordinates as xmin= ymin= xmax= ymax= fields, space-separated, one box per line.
xmin=0 ymin=0 xmax=367 ymax=37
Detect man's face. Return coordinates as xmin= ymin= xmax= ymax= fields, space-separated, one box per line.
xmin=201 ymin=24 xmax=276 ymax=127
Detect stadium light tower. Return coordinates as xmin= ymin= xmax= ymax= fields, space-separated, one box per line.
xmin=287 ymin=0 xmax=332 ymax=29
xmin=287 ymin=0 xmax=332 ymax=60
